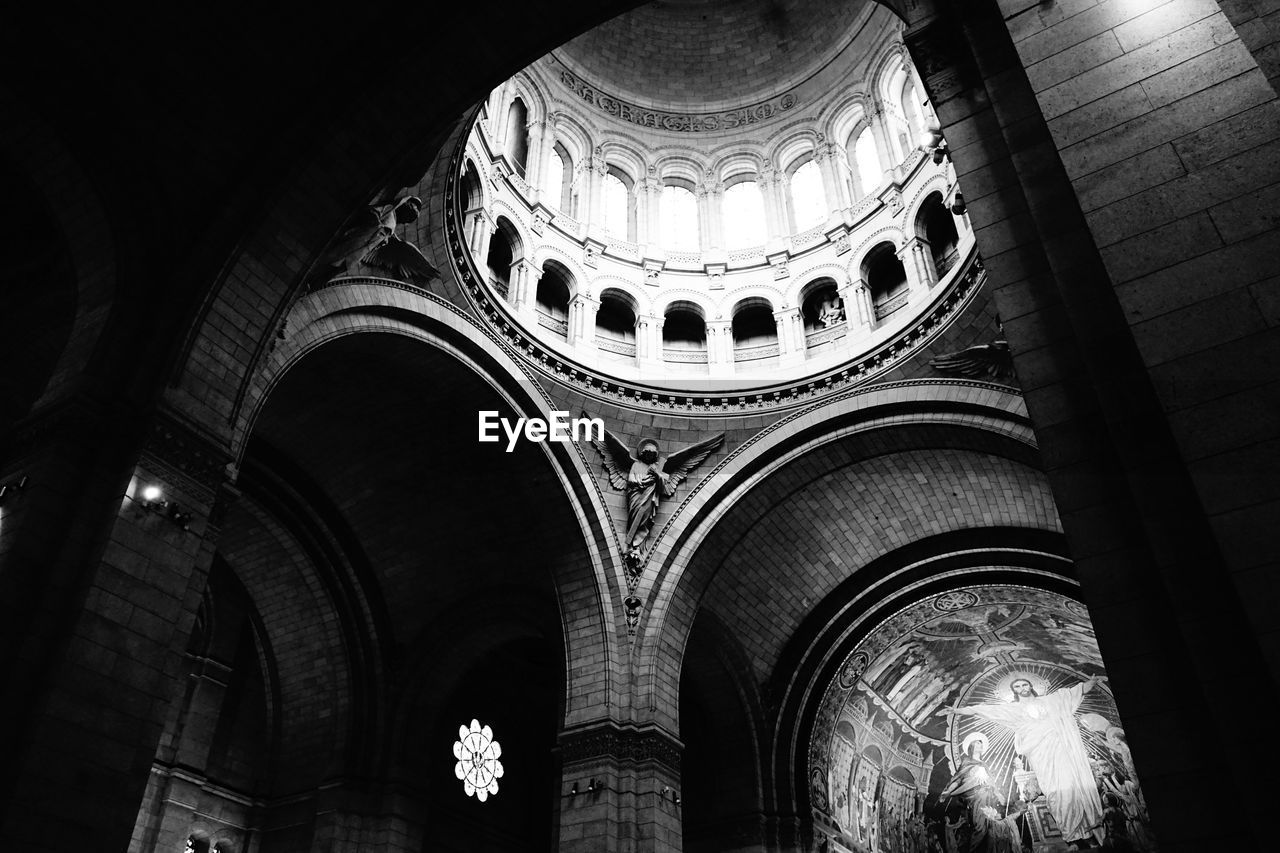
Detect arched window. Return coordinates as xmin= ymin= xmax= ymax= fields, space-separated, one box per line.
xmin=852 ymin=128 xmax=880 ymax=199
xmin=536 ymin=261 xmax=572 ymax=337
xmin=920 ymin=194 xmax=960 ymax=276
xmin=732 ymin=300 xmax=779 ymax=363
xmin=901 ymin=80 xmax=926 ymax=139
xmin=723 ymin=181 xmax=767 ymax=249
xmin=546 ymin=146 xmax=566 ymax=210
xmin=662 ymin=303 xmax=707 ymax=353
xmin=789 ymin=160 xmax=827 ymax=231
xmin=504 ymin=98 xmax=529 ymax=177
xmin=603 ymin=169 xmax=633 ymax=239
xmin=863 ymin=243 xmax=909 ymax=321
xmin=660 ymin=185 xmax=699 ymax=251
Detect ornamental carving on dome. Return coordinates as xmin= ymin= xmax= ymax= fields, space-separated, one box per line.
xmin=555 ymin=66 xmax=799 ymax=134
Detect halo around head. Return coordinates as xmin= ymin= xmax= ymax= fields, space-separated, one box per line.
xmin=994 ymin=671 xmax=1048 ymax=699
xmin=960 ymin=732 xmax=989 ymax=756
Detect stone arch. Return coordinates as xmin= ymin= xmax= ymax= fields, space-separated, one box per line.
xmin=905 ymin=173 xmax=952 ymax=231
xmin=531 ymin=242 xmax=590 ymax=291
xmin=721 ymin=285 xmax=783 ymax=316
xmin=653 ymin=289 xmax=716 ymax=319
xmin=789 ymin=263 xmax=850 ymax=307
xmin=630 ymin=381 xmax=1041 ymax=731
xmin=592 ymin=276 xmax=648 ymax=315
xmin=0 ymin=103 xmax=117 ymax=429
xmin=227 ymin=283 xmax=624 ymax=725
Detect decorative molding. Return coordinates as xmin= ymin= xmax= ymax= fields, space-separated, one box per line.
xmin=554 ymin=64 xmax=799 ymax=134
xmin=142 ymin=412 xmax=234 ymax=500
xmin=558 ymin=722 xmax=683 ymax=774
xmin=443 ymin=130 xmax=990 ymax=416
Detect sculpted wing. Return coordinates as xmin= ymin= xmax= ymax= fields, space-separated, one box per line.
xmin=584 ymin=414 xmax=634 ymax=491
xmin=659 ymin=432 xmax=725 ymax=491
xmin=365 ymin=236 xmax=441 ymax=284
xmin=325 ymin=206 xmax=387 ymax=268
xmin=929 ymin=340 xmax=1013 ymax=380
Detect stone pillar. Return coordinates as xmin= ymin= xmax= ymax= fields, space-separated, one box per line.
xmin=556 ymin=723 xmax=683 ymax=853
xmin=696 ymin=174 xmax=721 ymax=251
xmin=639 ymin=315 xmax=664 ymax=374
xmin=775 ymin=307 xmax=806 ymax=367
xmin=905 ymin=236 xmax=938 ymax=288
xmin=840 ymin=279 xmax=874 ymax=331
xmin=523 ymin=118 xmax=545 ymax=188
xmin=469 ymin=210 xmax=495 ymax=263
xmin=707 ymin=319 xmax=734 ymax=377
xmin=635 ymin=177 xmax=658 ymax=246
xmin=636 ymin=314 xmax=662 ymax=370
xmin=868 ymin=105 xmax=897 ymax=177
xmin=759 ymin=166 xmax=789 ymax=240
xmin=896 ymin=242 xmax=924 ymax=297
xmin=509 ymin=259 xmax=540 ymax=320
xmin=530 ymin=117 xmax=556 ymax=194
xmin=813 ymin=140 xmax=848 ymax=214
xmin=586 ymin=150 xmax=608 ymax=229
xmin=0 ymin=404 xmax=231 ymax=852
xmin=569 ymin=294 xmax=600 ymax=352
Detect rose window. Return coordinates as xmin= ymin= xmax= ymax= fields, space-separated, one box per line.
xmin=453 ymin=719 xmax=504 ymax=801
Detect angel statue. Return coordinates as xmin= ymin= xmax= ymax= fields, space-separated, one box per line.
xmin=586 ymin=418 xmax=724 ymax=579
xmin=929 ymin=319 xmax=1013 ymax=381
xmin=321 ymin=194 xmax=440 ymax=285
xmin=928 ymin=338 xmax=1012 ymax=380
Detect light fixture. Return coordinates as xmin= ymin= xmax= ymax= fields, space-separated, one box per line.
xmin=570 ymin=782 xmax=579 ymax=797
xmin=0 ymin=475 xmax=29 ymax=506
xmin=660 ymin=785 xmax=680 ymax=805
xmin=950 ymin=191 xmax=966 ymax=216
xmin=134 ymin=484 xmax=192 ymax=530
xmin=920 ymin=126 xmax=950 ymax=164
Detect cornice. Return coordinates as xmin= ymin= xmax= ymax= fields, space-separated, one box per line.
xmin=558 ymin=721 xmax=683 ymax=774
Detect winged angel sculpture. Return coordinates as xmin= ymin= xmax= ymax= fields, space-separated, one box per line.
xmin=928 ymin=338 xmax=1013 ymax=380
xmin=586 ymin=418 xmax=724 ymax=581
xmin=322 ymin=194 xmax=440 ymax=285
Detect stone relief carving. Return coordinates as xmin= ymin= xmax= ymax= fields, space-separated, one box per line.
xmin=585 ymin=417 xmax=724 ymax=587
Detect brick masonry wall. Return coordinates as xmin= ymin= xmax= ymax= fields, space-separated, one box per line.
xmin=998 ymin=0 xmax=1280 ymax=678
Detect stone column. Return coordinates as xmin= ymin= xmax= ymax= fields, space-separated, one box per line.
xmin=896 ymin=242 xmax=924 ymax=296
xmin=0 ymin=404 xmax=232 ymax=852
xmin=469 ymin=210 xmax=495 ymax=263
xmin=509 ymin=259 xmax=540 ymax=321
xmin=531 ymin=117 xmax=557 ymax=195
xmin=868 ymin=105 xmax=897 ymax=176
xmin=904 ymin=236 xmax=938 ymax=288
xmin=707 ymin=319 xmax=734 ymax=377
xmin=840 ymin=278 xmax=875 ymax=331
xmin=635 ymin=177 xmax=657 ymax=246
xmin=696 ymin=174 xmax=721 ymax=251
xmin=569 ymin=293 xmax=600 ymax=352
xmin=636 ymin=314 xmax=662 ymax=370
xmin=556 ymin=722 xmax=684 ymax=853
xmin=586 ymin=150 xmax=608 ymax=229
xmin=813 ymin=140 xmax=848 ymax=214
xmin=759 ymin=166 xmax=789 ymax=240
xmin=775 ymin=307 xmax=806 ymax=367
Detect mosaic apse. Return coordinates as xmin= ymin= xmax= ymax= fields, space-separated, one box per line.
xmin=809 ymin=586 xmax=1156 ymax=853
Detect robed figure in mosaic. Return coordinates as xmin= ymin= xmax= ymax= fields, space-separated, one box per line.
xmin=587 ymin=420 xmax=723 ymax=575
xmin=943 ymin=675 xmax=1105 ymax=847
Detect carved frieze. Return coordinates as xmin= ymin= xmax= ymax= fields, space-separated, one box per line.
xmin=559 ymin=722 xmax=683 ymax=774
xmin=555 ymin=65 xmax=798 ymax=133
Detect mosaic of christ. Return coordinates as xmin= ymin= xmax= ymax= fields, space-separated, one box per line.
xmin=810 ymin=586 xmax=1156 ymax=853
